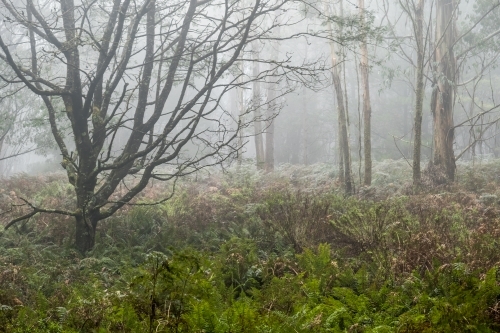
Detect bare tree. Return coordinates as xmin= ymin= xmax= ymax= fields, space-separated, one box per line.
xmin=0 ymin=0 xmax=325 ymax=252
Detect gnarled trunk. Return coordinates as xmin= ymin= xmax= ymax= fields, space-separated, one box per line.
xmin=75 ymin=213 xmax=99 ymax=253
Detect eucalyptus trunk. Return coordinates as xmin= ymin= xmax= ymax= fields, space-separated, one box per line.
xmin=265 ymin=83 xmax=275 ymax=172
xmin=265 ymin=16 xmax=280 ymax=172
xmin=412 ymin=0 xmax=425 ymax=184
xmin=359 ymin=0 xmax=372 ymax=186
xmin=430 ymin=0 xmax=457 ymax=182
xmin=333 ymin=71 xmax=353 ymax=195
xmin=237 ymin=62 xmax=245 ymax=166
xmin=252 ymin=43 xmax=265 ymax=169
xmin=327 ymin=1 xmax=353 ymax=195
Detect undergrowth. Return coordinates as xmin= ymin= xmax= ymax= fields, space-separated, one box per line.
xmin=0 ymin=160 xmax=499 ymax=332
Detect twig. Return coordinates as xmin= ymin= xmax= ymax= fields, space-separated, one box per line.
xmin=392 ymin=135 xmax=412 ymax=168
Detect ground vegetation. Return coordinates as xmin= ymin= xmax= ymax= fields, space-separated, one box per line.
xmin=0 ymin=161 xmax=500 ymax=332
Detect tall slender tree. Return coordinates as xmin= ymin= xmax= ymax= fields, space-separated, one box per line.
xmin=252 ymin=42 xmax=265 ymax=169
xmin=359 ymin=0 xmax=372 ymax=186
xmin=264 ymin=80 xmax=275 ymax=171
xmin=411 ymin=0 xmax=426 ymax=185
xmin=430 ymin=0 xmax=457 ymax=182
xmin=327 ymin=1 xmax=353 ymax=195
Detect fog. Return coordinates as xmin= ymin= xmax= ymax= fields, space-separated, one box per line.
xmin=1 ymin=0 xmax=499 ymax=183
xmin=3 ymin=1 xmax=500 ymax=327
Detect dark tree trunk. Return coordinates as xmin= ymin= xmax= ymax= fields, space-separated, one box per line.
xmin=75 ymin=213 xmax=98 ymax=253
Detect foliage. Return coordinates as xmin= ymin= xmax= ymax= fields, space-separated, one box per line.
xmin=1 ymin=163 xmax=500 ymax=331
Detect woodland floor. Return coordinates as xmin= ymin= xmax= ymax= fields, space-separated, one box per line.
xmin=0 ymin=159 xmax=500 ymax=332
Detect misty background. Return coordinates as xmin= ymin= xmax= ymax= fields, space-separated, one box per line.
xmin=0 ymin=0 xmax=499 ymax=182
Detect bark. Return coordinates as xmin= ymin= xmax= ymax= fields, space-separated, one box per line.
xmin=333 ymin=72 xmax=353 ymax=194
xmin=327 ymin=2 xmax=353 ymax=194
xmin=355 ymin=54 xmax=363 ymax=184
xmin=265 ymin=14 xmax=280 ymax=172
xmin=300 ymin=42 xmax=309 ymax=165
xmin=252 ymin=42 xmax=265 ymax=169
xmin=300 ymin=86 xmax=309 ymax=165
xmin=265 ymin=81 xmax=275 ymax=172
xmin=338 ymin=124 xmax=345 ymax=185
xmin=359 ymin=0 xmax=372 ymax=186
xmin=430 ymin=0 xmax=457 ymax=183
xmin=0 ymin=136 xmax=4 ymax=173
xmin=412 ymin=0 xmax=425 ymax=184
xmin=75 ymin=211 xmax=99 ymax=253
xmin=495 ymin=121 xmax=499 ymax=158
xmin=237 ymin=62 xmax=245 ymax=166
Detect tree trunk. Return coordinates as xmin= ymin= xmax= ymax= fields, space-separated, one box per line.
xmin=265 ymin=81 xmax=275 ymax=172
xmin=237 ymin=62 xmax=245 ymax=166
xmin=75 ymin=213 xmax=98 ymax=253
xmin=359 ymin=0 xmax=372 ymax=186
xmin=300 ymin=86 xmax=309 ymax=165
xmin=300 ymin=42 xmax=309 ymax=165
xmin=0 ymin=136 xmax=5 ymax=175
xmin=338 ymin=123 xmax=345 ymax=185
xmin=430 ymin=0 xmax=457 ymax=183
xmin=252 ymin=42 xmax=265 ymax=169
xmin=265 ymin=14 xmax=280 ymax=172
xmin=495 ymin=121 xmax=499 ymax=158
xmin=333 ymin=72 xmax=353 ymax=194
xmin=412 ymin=0 xmax=425 ymax=185
xmin=327 ymin=1 xmax=353 ymax=195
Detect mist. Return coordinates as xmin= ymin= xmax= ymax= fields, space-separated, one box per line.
xmin=1 ymin=0 xmax=500 ymax=330
xmin=1 ymin=0 xmax=498 ymax=184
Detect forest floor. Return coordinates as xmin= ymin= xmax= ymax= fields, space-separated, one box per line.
xmin=0 ymin=159 xmax=500 ymax=332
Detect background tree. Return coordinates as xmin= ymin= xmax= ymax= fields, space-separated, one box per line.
xmin=429 ymin=0 xmax=457 ymax=183
xmin=252 ymin=41 xmax=265 ymax=169
xmin=327 ymin=0 xmax=353 ymax=195
xmin=359 ymin=0 xmax=372 ymax=186
xmin=411 ymin=0 xmax=426 ymax=185
xmin=0 ymin=79 xmax=55 ymax=175
xmin=395 ymin=0 xmax=429 ymax=185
